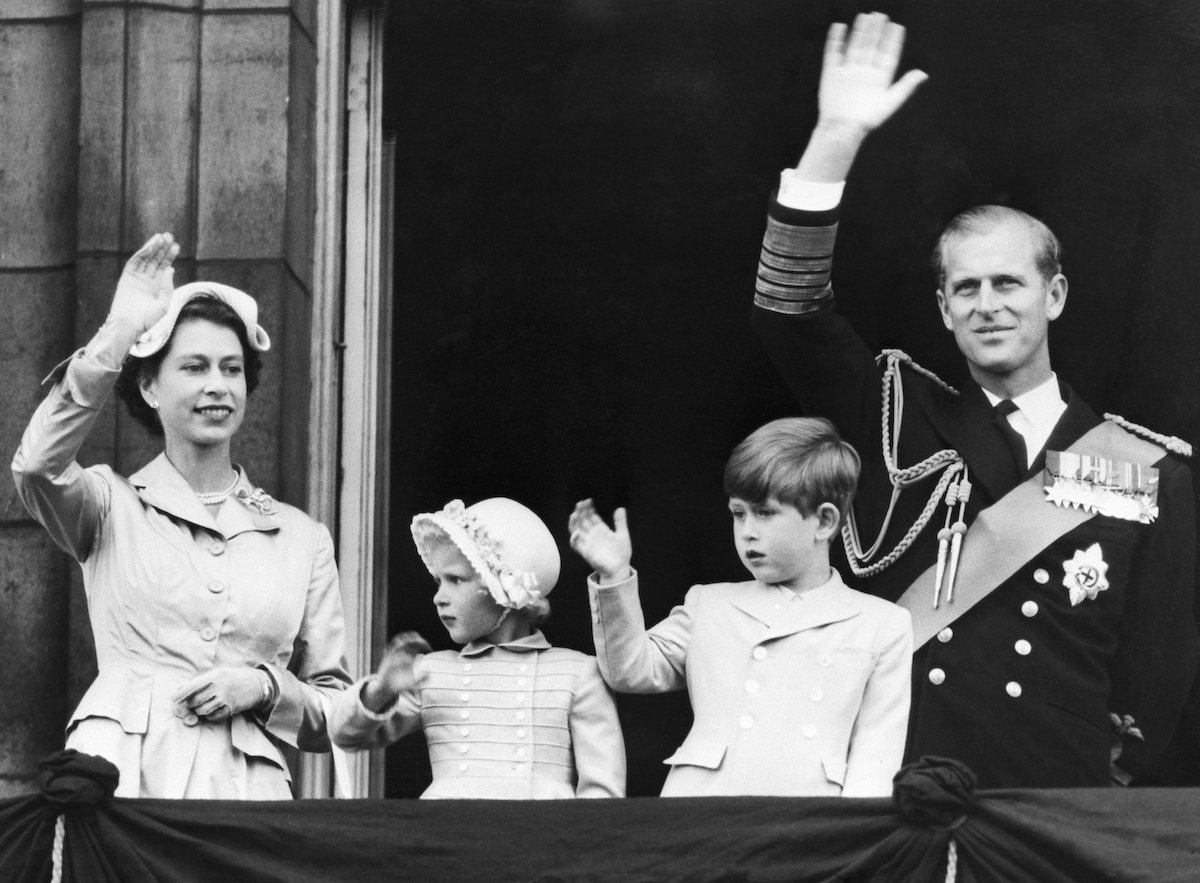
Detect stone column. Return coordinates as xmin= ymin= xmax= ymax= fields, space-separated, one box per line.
xmin=0 ymin=0 xmax=81 ymax=797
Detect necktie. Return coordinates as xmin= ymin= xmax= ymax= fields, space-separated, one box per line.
xmin=994 ymin=399 xmax=1028 ymax=475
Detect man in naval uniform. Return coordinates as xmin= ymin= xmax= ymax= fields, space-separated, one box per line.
xmin=752 ymin=12 xmax=1199 ymax=787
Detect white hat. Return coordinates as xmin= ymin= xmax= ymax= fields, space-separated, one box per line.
xmin=411 ymin=498 xmax=561 ymax=611
xmin=129 ymin=282 xmax=271 ymax=358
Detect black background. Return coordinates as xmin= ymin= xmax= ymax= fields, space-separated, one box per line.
xmin=382 ymin=0 xmax=1200 ymax=797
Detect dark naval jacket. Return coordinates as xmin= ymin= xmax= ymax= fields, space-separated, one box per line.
xmin=752 ymin=197 xmax=1199 ymax=788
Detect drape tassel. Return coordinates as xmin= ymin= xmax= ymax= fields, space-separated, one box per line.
xmin=944 ymin=836 xmax=958 ymax=883
xmin=51 ymin=814 xmax=65 ymax=883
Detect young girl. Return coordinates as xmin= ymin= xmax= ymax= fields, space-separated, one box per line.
xmin=330 ymin=497 xmax=626 ymax=798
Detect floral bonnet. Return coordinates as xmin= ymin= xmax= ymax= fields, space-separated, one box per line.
xmin=411 ymin=498 xmax=561 ymax=610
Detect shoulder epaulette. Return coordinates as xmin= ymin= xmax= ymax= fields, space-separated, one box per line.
xmin=1104 ymin=413 xmax=1192 ymax=458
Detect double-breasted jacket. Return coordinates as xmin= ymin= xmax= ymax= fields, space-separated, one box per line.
xmin=752 ymin=196 xmax=1199 ymax=787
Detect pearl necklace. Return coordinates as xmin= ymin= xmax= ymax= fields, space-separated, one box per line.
xmin=195 ymin=471 xmax=240 ymax=506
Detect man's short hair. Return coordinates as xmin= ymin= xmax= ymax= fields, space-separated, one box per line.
xmin=932 ymin=205 xmax=1063 ymax=288
xmin=723 ymin=417 xmax=860 ymax=525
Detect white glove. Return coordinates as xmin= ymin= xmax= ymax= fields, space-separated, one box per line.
xmin=106 ymin=232 xmax=179 ymax=334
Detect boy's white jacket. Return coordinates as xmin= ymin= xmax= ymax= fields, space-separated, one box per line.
xmin=588 ymin=569 xmax=912 ymax=798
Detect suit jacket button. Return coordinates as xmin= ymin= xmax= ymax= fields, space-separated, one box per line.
xmin=801 ymin=724 xmax=817 ymax=739
xmin=1006 ymin=681 xmax=1023 ymax=698
xmin=739 ymin=715 xmax=755 ymax=730
xmin=1033 ymin=568 xmax=1050 ymax=584
xmin=929 ymin=668 xmax=946 ymax=685
xmin=1014 ymin=639 xmax=1032 ymax=656
xmin=1021 ymin=601 xmax=1039 ymax=617
xmin=937 ymin=627 xmax=953 ymax=643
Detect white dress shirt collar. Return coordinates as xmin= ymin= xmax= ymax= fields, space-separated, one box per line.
xmin=981 ymin=373 xmax=1067 ymax=467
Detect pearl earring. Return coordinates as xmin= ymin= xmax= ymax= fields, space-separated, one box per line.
xmin=151 ymin=400 xmax=159 ymax=410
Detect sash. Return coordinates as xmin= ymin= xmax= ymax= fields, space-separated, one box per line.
xmin=898 ymin=421 xmax=1165 ymax=648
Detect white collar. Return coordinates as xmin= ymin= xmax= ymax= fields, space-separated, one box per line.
xmin=981 ymin=373 xmax=1065 ymax=434
xmin=981 ymin=373 xmax=1067 ymax=466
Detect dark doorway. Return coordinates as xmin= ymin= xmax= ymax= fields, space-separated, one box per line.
xmin=382 ymin=0 xmax=1200 ymax=797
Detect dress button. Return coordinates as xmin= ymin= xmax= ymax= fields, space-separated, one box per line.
xmin=515 ymin=695 xmax=525 ymax=703
xmin=752 ymin=647 xmax=767 ymax=661
xmin=516 ymin=729 xmax=526 ymax=738
xmin=460 ymin=728 xmax=469 ymax=737
xmin=929 ymin=668 xmax=946 ymax=685
xmin=459 ymin=710 xmax=469 ymax=720
xmin=515 ymin=711 xmax=526 ymax=721
xmin=817 ymin=653 xmax=832 ymax=667
xmin=801 ymin=724 xmax=817 ymax=739
xmin=183 ymin=712 xmax=200 ymax=726
xmin=1033 ymin=568 xmax=1050 ymax=585
xmin=809 ymin=687 xmax=823 ymax=702
xmin=458 ymin=745 xmax=469 ymax=754
xmin=199 ymin=626 xmax=217 ymax=641
xmin=462 ymin=677 xmax=472 ymax=685
xmin=516 ymin=678 xmax=527 ymax=687
xmin=209 ymin=542 xmax=226 ymax=556
xmin=463 ymin=663 xmax=473 ymax=672
xmin=1021 ymin=601 xmax=1039 ymax=618
xmin=516 ymin=748 xmax=526 ymax=758
xmin=744 ymin=680 xmax=759 ymax=694
xmin=936 ymin=628 xmax=953 ymax=643
xmin=739 ymin=715 xmax=754 ymax=730
xmin=458 ymin=763 xmax=468 ymax=772
xmin=1014 ymin=639 xmax=1032 ymax=656
xmin=1006 ymin=681 xmax=1023 ymax=698
xmin=460 ymin=693 xmax=471 ymax=702
xmin=518 ymin=664 xmax=528 ymax=672
xmin=207 ymin=582 xmax=224 ymax=594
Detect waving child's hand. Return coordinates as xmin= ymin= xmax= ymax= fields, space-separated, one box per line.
xmin=568 ymin=499 xmax=633 ymax=585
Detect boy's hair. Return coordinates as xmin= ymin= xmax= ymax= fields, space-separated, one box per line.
xmin=723 ymin=417 xmax=860 ymax=525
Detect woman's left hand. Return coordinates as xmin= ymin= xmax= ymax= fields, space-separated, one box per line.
xmin=173 ymin=667 xmax=267 ymax=722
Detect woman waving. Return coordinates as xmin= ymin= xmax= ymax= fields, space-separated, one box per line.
xmin=13 ymin=233 xmax=350 ymax=798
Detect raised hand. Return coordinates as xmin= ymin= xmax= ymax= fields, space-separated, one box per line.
xmin=816 ymin=12 xmax=928 ymax=137
xmin=173 ymin=666 xmax=268 ymax=722
xmin=108 ymin=232 xmax=180 ymax=334
xmin=362 ymin=631 xmax=431 ymax=712
xmin=568 ymin=499 xmax=633 ymax=585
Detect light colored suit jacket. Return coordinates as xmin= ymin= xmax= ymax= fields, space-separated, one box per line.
xmin=589 ymin=569 xmax=911 ymax=797
xmin=331 ymin=632 xmax=626 ymax=799
xmin=12 ymin=345 xmax=350 ymax=798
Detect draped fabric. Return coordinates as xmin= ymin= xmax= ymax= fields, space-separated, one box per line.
xmin=1 ymin=752 xmax=1197 ymax=883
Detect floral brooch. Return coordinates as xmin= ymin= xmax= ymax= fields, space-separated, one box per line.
xmin=235 ymin=486 xmax=276 ymax=516
xmin=1062 ymin=543 xmax=1109 ymax=606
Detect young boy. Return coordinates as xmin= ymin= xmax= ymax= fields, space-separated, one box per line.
xmin=569 ymin=417 xmax=912 ymax=797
